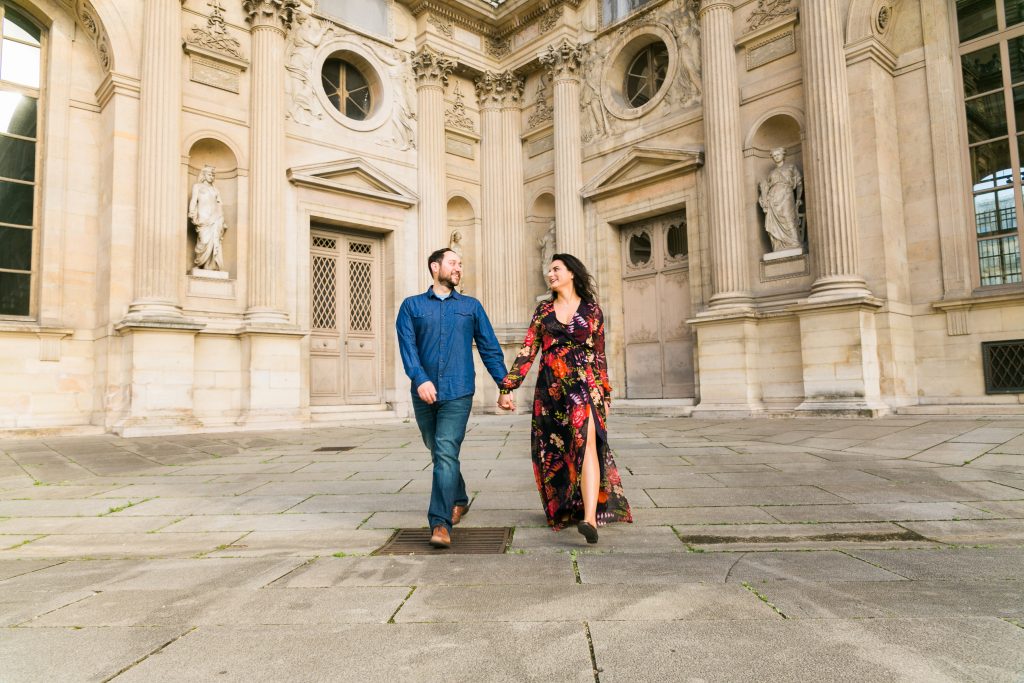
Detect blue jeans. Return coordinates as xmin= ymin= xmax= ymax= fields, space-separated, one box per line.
xmin=411 ymin=393 xmax=473 ymax=532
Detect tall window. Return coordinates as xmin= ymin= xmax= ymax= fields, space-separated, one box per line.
xmin=0 ymin=4 xmax=40 ymax=317
xmin=602 ymin=0 xmax=657 ymax=26
xmin=957 ymin=0 xmax=1024 ymax=286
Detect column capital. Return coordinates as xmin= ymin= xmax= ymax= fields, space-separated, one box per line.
xmin=411 ymin=45 xmax=455 ymax=88
xmin=539 ymin=38 xmax=582 ymax=81
xmin=474 ymin=70 xmax=525 ymax=108
xmin=698 ymin=0 xmax=735 ymax=16
xmin=243 ymin=0 xmax=300 ymax=29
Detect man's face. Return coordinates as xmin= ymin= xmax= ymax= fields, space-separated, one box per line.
xmin=434 ymin=251 xmax=462 ymax=288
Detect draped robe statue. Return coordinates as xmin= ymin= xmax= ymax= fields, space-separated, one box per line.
xmin=188 ymin=165 xmax=227 ymax=272
xmin=758 ymin=147 xmax=803 ymax=252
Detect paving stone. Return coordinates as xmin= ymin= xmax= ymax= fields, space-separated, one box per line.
xmin=647 ymin=486 xmax=848 ymax=507
xmin=1 ymin=532 xmax=243 ymax=559
xmin=0 ymin=499 xmax=142 ymax=517
xmin=848 ymin=547 xmax=1024 ymax=581
xmin=395 ymin=584 xmax=779 ymax=623
xmin=244 ymin=480 xmax=410 ymax=496
xmin=286 ymin=493 xmax=427 ymax=514
xmin=763 ymin=502 xmax=996 ymax=524
xmin=725 ymin=550 xmax=905 ymax=583
xmin=0 ymin=626 xmax=186 ymax=683
xmin=815 ymin=480 xmax=1024 ymax=504
xmin=909 ymin=442 xmax=995 ymax=465
xmin=0 ymin=484 xmax=124 ymax=500
xmin=705 ymin=470 xmax=889 ymax=488
xmin=0 ymin=515 xmax=180 ymax=534
xmin=159 ymin=513 xmax=367 ymax=533
xmin=952 ymin=427 xmax=1024 ymax=444
xmin=630 ymin=505 xmax=779 ymax=526
xmin=589 ymin=618 xmax=1024 ymax=683
xmin=276 ymin=554 xmax=576 ymax=587
xmin=511 ymin=525 xmax=685 ymax=554
xmin=203 ymin=529 xmax=393 ymax=557
xmin=0 ymin=559 xmax=59 ymax=581
xmin=113 ymin=495 xmax=309 ymax=517
xmin=964 ymin=500 xmax=1024 ymax=517
xmin=111 ymin=623 xmax=595 ymax=683
xmin=899 ymin=519 xmax=1024 ymax=545
xmin=91 ymin=482 xmax=265 ymax=498
xmin=575 ymin=552 xmax=736 ymax=584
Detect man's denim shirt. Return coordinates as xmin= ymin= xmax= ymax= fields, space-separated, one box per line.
xmin=396 ymin=288 xmax=507 ymax=402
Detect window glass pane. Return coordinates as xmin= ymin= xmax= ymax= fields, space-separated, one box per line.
xmin=316 ymin=0 xmax=388 ymax=37
xmin=0 ymin=178 xmax=33 ymax=225
xmin=962 ymin=44 xmax=1003 ymax=97
xmin=628 ymin=232 xmax=652 ymax=266
xmin=343 ymin=62 xmax=370 ymax=120
xmin=0 ymin=39 xmax=40 ymax=88
xmin=0 ymin=92 xmax=36 ymax=137
xmin=0 ymin=225 xmax=31 ymax=269
xmin=1007 ymin=0 xmax=1024 ymax=28
xmin=966 ymin=91 xmax=1009 ymax=142
xmin=978 ymin=235 xmax=1022 ymax=284
xmin=666 ymin=221 xmax=687 ymax=258
xmin=974 ymin=187 xmax=1018 ymax=234
xmin=321 ymin=60 xmax=342 ymax=111
xmin=1009 ymin=35 xmax=1024 ymax=83
xmin=970 ymin=138 xmax=1014 ymax=189
xmin=2 ymin=8 xmax=41 ymax=45
xmin=957 ymin=0 xmax=999 ymax=42
xmin=0 ymin=270 xmax=29 ymax=315
xmin=0 ymin=135 xmax=34 ymax=181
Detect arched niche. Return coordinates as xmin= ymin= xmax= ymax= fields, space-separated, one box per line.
xmin=527 ymin=192 xmax=556 ymax=299
xmin=446 ymin=194 xmax=477 ymax=296
xmin=745 ymin=112 xmax=805 ymax=256
xmin=185 ymin=138 xmax=238 ymax=277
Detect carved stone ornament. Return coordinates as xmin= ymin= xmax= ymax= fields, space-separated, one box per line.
xmin=474 ymin=70 xmax=525 ymax=107
xmin=445 ymin=82 xmax=476 ymax=133
xmin=486 ymin=37 xmax=511 ymax=59
xmin=579 ymin=42 xmax=609 ymax=142
xmin=876 ymin=4 xmax=893 ymax=33
xmin=539 ymin=6 xmax=562 ymax=33
xmin=284 ymin=10 xmax=330 ymax=125
xmin=528 ymin=73 xmax=553 ymax=129
xmin=76 ymin=0 xmax=112 ymax=72
xmin=186 ymin=0 xmax=245 ymax=61
xmin=746 ymin=0 xmax=797 ymax=31
xmin=427 ymin=13 xmax=454 ymax=38
xmin=539 ymin=39 xmax=582 ymax=80
xmin=243 ymin=0 xmax=300 ymax=28
xmin=411 ymin=46 xmax=455 ymax=87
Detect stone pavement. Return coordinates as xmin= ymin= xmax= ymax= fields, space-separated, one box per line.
xmin=1 ymin=415 xmax=1024 ymax=682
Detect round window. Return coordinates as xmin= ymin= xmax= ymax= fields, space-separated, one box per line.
xmin=629 ymin=232 xmax=652 ymax=267
xmin=625 ymin=42 xmax=669 ymax=108
xmin=666 ymin=221 xmax=687 ymax=259
xmin=321 ymin=57 xmax=372 ymax=121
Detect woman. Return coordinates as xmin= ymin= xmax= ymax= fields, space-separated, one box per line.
xmin=498 ymin=254 xmax=632 ymax=543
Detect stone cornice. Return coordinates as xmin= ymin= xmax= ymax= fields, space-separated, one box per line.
xmin=412 ymin=45 xmax=456 ymax=87
xmin=539 ymin=38 xmax=581 ymax=79
xmin=95 ymin=71 xmax=141 ymax=109
xmin=474 ymin=69 xmax=525 ymax=106
xmin=242 ymin=0 xmax=300 ymax=28
xmin=844 ymin=36 xmax=898 ymax=74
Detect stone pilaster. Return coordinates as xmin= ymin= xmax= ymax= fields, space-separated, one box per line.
xmin=801 ymin=0 xmax=871 ymax=300
xmin=500 ymin=74 xmax=527 ymax=325
xmin=698 ymin=1 xmax=751 ymax=309
xmin=126 ymin=0 xmax=184 ymax=320
xmin=540 ymin=39 xmax=586 ymax=260
xmin=244 ymin=0 xmax=298 ymax=325
xmin=412 ymin=46 xmax=454 ymax=278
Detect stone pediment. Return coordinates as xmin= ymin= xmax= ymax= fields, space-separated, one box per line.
xmin=287 ymin=159 xmax=418 ymax=207
xmin=581 ymin=146 xmax=704 ymax=200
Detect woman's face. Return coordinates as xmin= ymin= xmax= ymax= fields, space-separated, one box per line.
xmin=546 ymin=259 xmax=574 ymax=291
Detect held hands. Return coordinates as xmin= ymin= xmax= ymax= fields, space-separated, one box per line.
xmin=417 ymin=381 xmax=438 ymax=405
xmin=497 ymin=393 xmax=516 ymax=411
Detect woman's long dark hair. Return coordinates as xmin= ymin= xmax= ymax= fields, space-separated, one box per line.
xmin=549 ymin=253 xmax=598 ymax=303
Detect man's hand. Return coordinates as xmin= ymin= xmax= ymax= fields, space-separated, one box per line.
xmin=497 ymin=393 xmax=515 ymax=411
xmin=417 ymin=381 xmax=438 ymax=405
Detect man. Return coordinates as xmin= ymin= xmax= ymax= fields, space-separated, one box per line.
xmin=396 ymin=248 xmax=508 ymax=548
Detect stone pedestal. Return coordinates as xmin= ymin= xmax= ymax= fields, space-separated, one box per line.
xmin=110 ymin=321 xmax=205 ymax=435
xmin=688 ymin=312 xmax=764 ymax=416
xmin=793 ymin=298 xmax=890 ymax=415
xmin=237 ymin=329 xmax=306 ymax=429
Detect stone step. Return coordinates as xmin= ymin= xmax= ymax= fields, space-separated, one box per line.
xmin=309 ymin=404 xmax=401 ymax=424
xmin=612 ymin=398 xmax=695 ymax=417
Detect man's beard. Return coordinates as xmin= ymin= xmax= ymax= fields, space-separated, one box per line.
xmin=439 ymin=271 xmax=460 ymax=289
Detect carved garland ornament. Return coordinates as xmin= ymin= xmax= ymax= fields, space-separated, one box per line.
xmin=445 ymin=82 xmax=475 ymax=132
xmin=186 ymin=0 xmax=245 ymax=61
xmin=746 ymin=0 xmax=797 ymax=31
xmin=76 ymin=0 xmax=112 ymax=72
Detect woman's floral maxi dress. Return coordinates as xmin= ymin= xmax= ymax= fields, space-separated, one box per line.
xmin=500 ymin=300 xmax=632 ymax=530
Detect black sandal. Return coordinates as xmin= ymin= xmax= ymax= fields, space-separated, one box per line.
xmin=576 ymin=521 xmax=599 ymax=544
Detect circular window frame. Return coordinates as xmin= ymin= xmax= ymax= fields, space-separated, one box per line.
xmin=601 ymin=25 xmax=678 ymax=122
xmin=626 ymin=229 xmax=654 ymax=270
xmin=314 ymin=41 xmax=391 ymax=132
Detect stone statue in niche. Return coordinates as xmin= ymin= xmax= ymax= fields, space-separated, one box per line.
xmin=188 ymin=165 xmax=228 ymax=273
xmin=285 ymin=11 xmax=331 ymax=125
xmin=449 ymin=229 xmax=464 ymax=257
xmin=538 ymin=219 xmax=556 ymax=291
xmin=758 ymin=147 xmax=804 ymax=253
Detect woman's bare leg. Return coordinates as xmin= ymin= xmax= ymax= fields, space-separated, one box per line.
xmin=581 ymin=409 xmax=600 ymax=526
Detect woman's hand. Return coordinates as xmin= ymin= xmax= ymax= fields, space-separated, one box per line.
xmin=497 ymin=393 xmax=516 ymax=411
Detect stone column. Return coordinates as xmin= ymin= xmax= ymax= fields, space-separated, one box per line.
xmin=476 ymin=71 xmax=506 ymax=320
xmin=698 ymin=0 xmax=751 ymax=308
xmin=126 ymin=0 xmax=184 ymax=320
xmin=244 ymin=0 xmax=297 ymax=325
xmin=412 ymin=46 xmax=454 ymax=277
xmin=801 ymin=0 xmax=871 ymax=300
xmin=500 ymin=73 xmax=527 ymax=325
xmin=540 ymin=39 xmax=586 ymax=260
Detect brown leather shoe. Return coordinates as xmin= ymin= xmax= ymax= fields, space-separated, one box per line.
xmin=451 ymin=504 xmax=470 ymax=525
xmin=429 ymin=525 xmax=451 ymax=549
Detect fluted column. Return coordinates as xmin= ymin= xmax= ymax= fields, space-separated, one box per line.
xmin=412 ymin=46 xmax=454 ymax=276
xmin=698 ymin=1 xmax=751 ymax=308
xmin=244 ymin=0 xmax=297 ymax=324
xmin=802 ymin=0 xmax=871 ymax=300
xmin=500 ymin=74 xmax=527 ymax=325
xmin=540 ymin=39 xmax=586 ymax=260
xmin=476 ymin=71 xmax=508 ymax=320
xmin=127 ymin=0 xmax=183 ymax=319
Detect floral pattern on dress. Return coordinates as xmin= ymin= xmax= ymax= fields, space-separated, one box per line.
xmin=501 ymin=300 xmax=632 ymax=530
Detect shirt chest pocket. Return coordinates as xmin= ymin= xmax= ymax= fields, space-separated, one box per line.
xmin=453 ymin=308 xmax=473 ymax=332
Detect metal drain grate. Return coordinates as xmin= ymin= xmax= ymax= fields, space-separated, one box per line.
xmin=314 ymin=446 xmax=355 ymax=452
xmin=372 ymin=527 xmax=514 ymax=555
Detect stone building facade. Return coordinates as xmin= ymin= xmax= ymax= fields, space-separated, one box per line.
xmin=1 ymin=0 xmax=1022 ymax=435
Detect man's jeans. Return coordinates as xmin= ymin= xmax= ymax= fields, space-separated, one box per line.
xmin=411 ymin=393 xmax=472 ymax=532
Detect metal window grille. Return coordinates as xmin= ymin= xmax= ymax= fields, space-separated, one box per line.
xmin=312 ymin=236 xmax=337 ymax=250
xmin=349 ymin=260 xmax=372 ymax=331
xmin=349 ymin=242 xmax=372 ymax=254
xmin=311 ymin=256 xmax=337 ymax=330
xmin=982 ymin=340 xmax=1024 ymax=393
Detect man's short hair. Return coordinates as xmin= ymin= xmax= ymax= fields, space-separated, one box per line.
xmin=427 ymin=248 xmax=454 ymax=276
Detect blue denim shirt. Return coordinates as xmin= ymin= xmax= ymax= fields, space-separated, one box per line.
xmin=396 ymin=288 xmax=507 ymax=402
